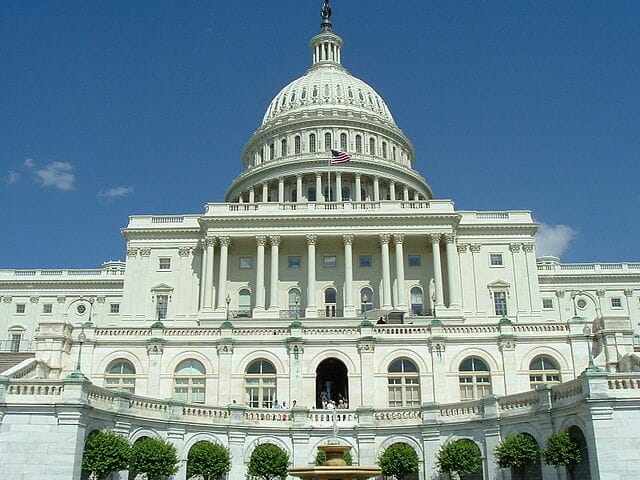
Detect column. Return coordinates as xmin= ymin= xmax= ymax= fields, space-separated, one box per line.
xmin=305 ymin=234 xmax=317 ymax=317
xmin=202 ymin=237 xmax=216 ymax=310
xmin=379 ymin=233 xmax=392 ymax=309
xmin=316 ymin=173 xmax=323 ymax=202
xmin=403 ymin=185 xmax=409 ymax=201
xmin=389 ymin=181 xmax=396 ymax=200
xmin=216 ymin=236 xmax=231 ymax=310
xmin=262 ymin=182 xmax=268 ymax=202
xmin=373 ymin=176 xmax=380 ymax=201
xmin=269 ymin=235 xmax=280 ymax=311
xmin=296 ymin=174 xmax=303 ymax=202
xmin=430 ymin=234 xmax=445 ymax=309
xmin=413 ymin=192 xmax=419 ymax=201
xmin=255 ymin=235 xmax=266 ymax=311
xmin=355 ymin=174 xmax=362 ymax=202
xmin=336 ymin=173 xmax=342 ymax=201
xmin=444 ymin=233 xmax=461 ymax=309
xmin=343 ymin=234 xmax=355 ymax=316
xmin=393 ymin=234 xmax=407 ymax=310
xmin=249 ymin=187 xmax=255 ymax=203
xmin=278 ymin=177 xmax=284 ymax=203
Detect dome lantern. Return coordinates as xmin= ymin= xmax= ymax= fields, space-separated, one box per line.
xmin=311 ymin=1 xmax=343 ymax=66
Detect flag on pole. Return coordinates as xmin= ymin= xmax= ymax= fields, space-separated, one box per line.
xmin=330 ymin=149 xmax=352 ymax=165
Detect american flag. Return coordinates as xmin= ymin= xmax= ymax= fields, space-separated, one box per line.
xmin=330 ymin=149 xmax=352 ymax=164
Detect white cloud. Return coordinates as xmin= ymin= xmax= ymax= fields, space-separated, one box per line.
xmin=98 ymin=186 xmax=134 ymax=200
xmin=25 ymin=159 xmax=75 ymax=191
xmin=535 ymin=223 xmax=576 ymax=258
xmin=7 ymin=171 xmax=20 ymax=184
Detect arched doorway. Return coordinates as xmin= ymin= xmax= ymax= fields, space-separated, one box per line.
xmin=568 ymin=426 xmax=591 ymax=480
xmin=316 ymin=358 xmax=348 ymax=408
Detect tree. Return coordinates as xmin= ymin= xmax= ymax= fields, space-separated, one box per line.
xmin=494 ymin=434 xmax=540 ymax=480
xmin=82 ymin=430 xmax=131 ymax=480
xmin=187 ymin=441 xmax=231 ymax=480
xmin=247 ymin=443 xmax=290 ymax=480
xmin=378 ymin=443 xmax=420 ymax=480
xmin=436 ymin=439 xmax=482 ymax=478
xmin=129 ymin=437 xmax=179 ymax=480
xmin=314 ymin=448 xmax=353 ymax=466
xmin=542 ymin=432 xmax=583 ymax=480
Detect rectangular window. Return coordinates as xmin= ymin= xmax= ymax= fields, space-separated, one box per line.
xmin=324 ymin=255 xmax=337 ymax=268
xmin=489 ymin=253 xmax=503 ymax=266
xmin=43 ymin=303 xmax=53 ymax=314
xmin=611 ymin=297 xmax=622 ymax=308
xmin=159 ymin=257 xmax=171 ymax=270
xmin=156 ymin=294 xmax=168 ymax=320
xmin=493 ymin=291 xmax=507 ymax=316
xmin=239 ymin=256 xmax=253 ymax=269
xmin=288 ymin=256 xmax=301 ymax=268
xmin=359 ymin=255 xmax=373 ymax=268
xmin=542 ymin=298 xmax=553 ymax=310
xmin=16 ymin=304 xmax=25 ymax=314
xmin=10 ymin=333 xmax=22 ymax=353
xmin=408 ymin=255 xmax=421 ymax=267
xmin=110 ymin=303 xmax=120 ymax=314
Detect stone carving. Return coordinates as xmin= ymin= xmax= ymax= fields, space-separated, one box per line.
xmin=379 ymin=233 xmax=390 ymax=245
xmin=96 ymin=296 xmax=106 ymax=304
xmin=470 ymin=244 xmax=481 ymax=253
xmin=30 ymin=296 xmax=39 ymax=304
xmin=343 ymin=234 xmax=353 ymax=245
xmin=139 ymin=247 xmax=151 ymax=257
xmin=357 ymin=339 xmax=375 ymax=353
xmin=428 ymin=340 xmax=446 ymax=355
xmin=306 ymin=234 xmax=318 ymax=245
xmin=126 ymin=248 xmax=138 ymax=257
xmin=596 ymin=289 xmax=606 ymax=298
xmin=178 ymin=247 xmax=191 ymax=257
xmin=216 ymin=343 xmax=234 ymax=354
xmin=146 ymin=340 xmax=165 ymax=355
xmin=522 ymin=243 xmax=535 ymax=253
xmin=392 ymin=233 xmax=404 ymax=245
xmin=2 ymin=296 xmax=12 ymax=303
xmin=57 ymin=296 xmax=66 ymax=304
xmin=256 ymin=235 xmax=267 ymax=246
xmin=218 ymin=236 xmax=231 ymax=248
xmin=457 ymin=243 xmax=469 ymax=253
xmin=444 ymin=233 xmax=456 ymax=244
xmin=429 ymin=233 xmax=441 ymax=245
xmin=624 ymin=289 xmax=634 ymax=297
xmin=205 ymin=237 xmax=217 ymax=248
xmin=498 ymin=337 xmax=517 ymax=351
xmin=269 ymin=235 xmax=281 ymax=247
xmin=555 ymin=290 xmax=565 ymax=298
xmin=286 ymin=344 xmax=305 ymax=356
xmin=509 ymin=243 xmax=521 ymax=253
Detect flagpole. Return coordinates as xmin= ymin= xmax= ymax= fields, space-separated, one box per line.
xmin=327 ymin=152 xmax=331 ymax=202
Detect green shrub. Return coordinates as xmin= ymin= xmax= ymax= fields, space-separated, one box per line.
xmin=378 ymin=443 xmax=420 ymax=480
xmin=542 ymin=432 xmax=583 ymax=480
xmin=494 ymin=434 xmax=540 ymax=480
xmin=129 ymin=437 xmax=179 ymax=480
xmin=187 ymin=440 xmax=231 ymax=480
xmin=82 ymin=430 xmax=131 ymax=480
xmin=247 ymin=443 xmax=290 ymax=480
xmin=436 ymin=439 xmax=482 ymax=477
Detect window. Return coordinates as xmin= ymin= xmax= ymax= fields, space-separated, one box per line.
xmin=174 ymin=359 xmax=206 ymax=403
xmin=288 ymin=288 xmax=302 ymax=317
xmin=105 ymin=360 xmax=136 ymax=393
xmin=9 ymin=332 xmax=22 ymax=352
xmin=245 ymin=359 xmax=277 ymax=408
xmin=542 ymin=298 xmax=554 ymax=310
xmin=529 ymin=356 xmax=561 ymax=388
xmin=307 ymin=187 xmax=316 ymax=201
xmin=459 ymin=357 xmax=491 ymax=401
xmin=239 ymin=256 xmax=252 ymax=269
xmin=408 ymin=255 xmax=421 ymax=267
xmin=410 ymin=287 xmax=424 ymax=316
xmin=156 ymin=294 xmax=168 ymax=320
xmin=269 ymin=143 xmax=275 ymax=160
xmin=309 ymin=133 xmax=316 ymax=153
xmin=16 ymin=304 xmax=25 ymax=314
xmin=290 ymin=189 xmax=297 ymax=202
xmin=109 ymin=303 xmax=120 ymax=314
xmin=159 ymin=257 xmax=171 ymax=270
xmin=355 ymin=135 xmax=362 ymax=153
xmin=359 ymin=255 xmax=373 ymax=267
xmin=493 ymin=291 xmax=508 ymax=316
xmin=288 ymin=256 xmax=301 ymax=268
xmin=281 ymin=138 xmax=287 ymax=156
xmin=43 ymin=303 xmax=53 ymax=314
xmin=324 ymin=255 xmax=337 ymax=268
xmin=77 ymin=304 xmax=86 ymax=314
xmin=341 ymin=186 xmax=351 ymax=200
xmin=489 ymin=254 xmax=503 ymax=266
xmin=324 ymin=132 xmax=332 ymax=150
xmin=388 ymin=359 xmax=420 ymax=406
xmin=611 ymin=297 xmax=622 ymax=309
xmin=340 ymin=133 xmax=347 ymax=151
xmin=382 ymin=141 xmax=387 ymax=158
xmin=238 ymin=288 xmax=251 ymax=317
xmin=294 ymin=135 xmax=301 ymax=154
xmin=324 ymin=288 xmax=337 ymax=317
xmin=369 ymin=138 xmax=376 ymax=155
xmin=360 ymin=287 xmax=374 ymax=312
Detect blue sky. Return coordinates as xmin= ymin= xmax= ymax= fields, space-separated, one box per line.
xmin=1 ymin=1 xmax=639 ymax=268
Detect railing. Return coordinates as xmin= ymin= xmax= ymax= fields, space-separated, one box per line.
xmin=151 ymin=216 xmax=184 ymax=224
xmin=439 ymin=400 xmax=484 ymax=418
xmin=308 ymin=409 xmax=357 ymax=424
xmin=537 ymin=262 xmax=640 ymax=272
xmin=230 ymin=309 xmax=252 ymax=319
xmin=317 ymin=308 xmax=344 ymax=318
xmin=0 ymin=339 xmax=35 ymax=352
xmin=279 ymin=309 xmax=305 ymax=319
xmin=374 ymin=407 xmax=422 ymax=423
xmin=245 ymin=408 xmax=291 ymax=422
xmin=0 ymin=268 xmax=125 ymax=278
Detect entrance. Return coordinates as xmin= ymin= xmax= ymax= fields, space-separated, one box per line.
xmin=316 ymin=358 xmax=349 ymax=409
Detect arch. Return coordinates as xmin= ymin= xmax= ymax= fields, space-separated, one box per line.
xmin=355 ymin=134 xmax=362 ymax=153
xmin=309 ymin=133 xmax=317 ymax=153
xmin=410 ymin=286 xmax=424 ymax=315
xmin=307 ymin=349 xmax=358 ymax=377
xmin=290 ymin=188 xmax=297 ymax=202
xmin=458 ymin=356 xmax=492 ymax=401
xmin=340 ymin=132 xmax=347 ymax=151
xmin=244 ymin=358 xmax=278 ymax=408
xmin=378 ymin=349 xmax=429 ymax=375
xmin=280 ymin=138 xmax=287 ymax=157
xmin=323 ymin=287 xmax=337 ymax=317
xmin=387 ymin=358 xmax=421 ymax=407
xmin=529 ymin=355 xmax=561 ymax=388
xmin=294 ymin=135 xmax=301 ymax=154
xmin=236 ymin=350 xmax=286 ymax=376
xmin=369 ymin=137 xmax=376 ymax=155
xmin=243 ymin=437 xmax=291 ymax=464
xmin=360 ymin=287 xmax=374 ymax=313
xmin=316 ymin=357 xmax=349 ymax=408
xmin=238 ymin=288 xmax=252 ymax=316
xmin=165 ymin=350 xmax=215 ymax=377
xmin=288 ymin=288 xmax=302 ymax=316
xmin=104 ymin=358 xmax=137 ymax=392
xmin=324 ymin=132 xmax=332 ymax=150
xmin=129 ymin=427 xmax=162 ymax=443
xmin=182 ymin=433 xmax=227 ymax=459
xmin=97 ymin=351 xmax=145 ymax=379
xmin=449 ymin=348 xmax=500 ymax=373
xmin=567 ymin=425 xmax=592 ymax=480
xmin=519 ymin=346 xmax=571 ymax=371
xmin=341 ymin=186 xmax=351 ymax=201
xmin=309 ymin=437 xmax=358 ymax=465
xmin=378 ymin=435 xmax=423 ymax=457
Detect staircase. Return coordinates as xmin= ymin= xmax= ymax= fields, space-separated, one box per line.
xmin=0 ymin=352 xmax=35 ymax=374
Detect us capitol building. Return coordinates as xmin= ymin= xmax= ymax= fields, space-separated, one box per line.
xmin=1 ymin=3 xmax=640 ymax=479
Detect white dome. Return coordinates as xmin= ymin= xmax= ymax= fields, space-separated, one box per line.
xmin=261 ymin=63 xmax=396 ymax=127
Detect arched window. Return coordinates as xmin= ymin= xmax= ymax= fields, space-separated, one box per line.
xmin=410 ymin=287 xmax=424 ymax=316
xmin=245 ymin=360 xmax=277 ymax=408
xmin=174 ymin=359 xmax=206 ymax=403
xmin=324 ymin=132 xmax=332 ymax=150
xmin=355 ymin=135 xmax=362 ymax=153
xmin=529 ymin=355 xmax=561 ymax=388
xmin=105 ymin=360 xmax=136 ymax=393
xmin=288 ymin=288 xmax=302 ymax=318
xmin=258 ymin=149 xmax=264 ymax=164
xmin=388 ymin=359 xmax=420 ymax=406
xmin=369 ymin=138 xmax=376 ymax=155
xmin=341 ymin=186 xmax=351 ymax=201
xmin=269 ymin=143 xmax=275 ymax=160
xmin=392 ymin=146 xmax=397 ymax=161
xmin=294 ymin=135 xmax=301 ymax=154
xmin=340 ymin=133 xmax=347 ymax=151
xmin=382 ymin=141 xmax=387 ymax=158
xmin=281 ymin=138 xmax=287 ymax=157
xmin=238 ymin=288 xmax=251 ymax=317
xmin=360 ymin=287 xmax=374 ymax=313
xmin=307 ymin=187 xmax=316 ymax=201
xmin=459 ymin=357 xmax=492 ymax=401
xmin=324 ymin=287 xmax=337 ymax=317
xmin=309 ymin=133 xmax=316 ymax=153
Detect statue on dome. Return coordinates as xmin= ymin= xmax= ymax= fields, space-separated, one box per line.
xmin=321 ymin=0 xmax=332 ymax=21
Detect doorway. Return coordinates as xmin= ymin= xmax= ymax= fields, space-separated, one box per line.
xmin=316 ymin=358 xmax=349 ymax=408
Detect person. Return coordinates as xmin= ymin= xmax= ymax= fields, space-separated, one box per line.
xmin=282 ymin=401 xmax=287 ymax=409
xmin=292 ymin=400 xmax=297 ymax=408
xmin=338 ymin=399 xmax=344 ymax=409
xmin=320 ymin=389 xmax=329 ymax=408
xmin=326 ymin=399 xmax=335 ymax=410
xmin=274 ymin=400 xmax=282 ymax=409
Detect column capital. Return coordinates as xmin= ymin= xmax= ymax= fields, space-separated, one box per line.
xmin=315 ymin=172 xmax=322 ymax=178
xmin=269 ymin=235 xmax=281 ymax=247
xmin=355 ymin=172 xmax=361 ymax=179
xmin=343 ymin=234 xmax=354 ymax=245
xmin=296 ymin=173 xmax=302 ymax=179
xmin=218 ymin=236 xmax=231 ymax=247
xmin=443 ymin=233 xmax=456 ymax=244
xmin=509 ymin=243 xmax=521 ymax=253
xmin=624 ymin=288 xmax=634 ymax=297
xmin=379 ymin=233 xmax=391 ymax=245
xmin=522 ymin=243 xmax=535 ymax=253
xmin=127 ymin=247 xmax=138 ymax=257
xmin=457 ymin=243 xmax=469 ymax=253
xmin=178 ymin=247 xmax=191 ymax=257
xmin=306 ymin=234 xmax=318 ymax=245
xmin=262 ymin=181 xmax=268 ymax=187
xmin=392 ymin=233 xmax=404 ymax=245
xmin=335 ymin=171 xmax=342 ymax=178
xmin=429 ymin=233 xmax=441 ymax=245
xmin=469 ymin=243 xmax=481 ymax=253
xmin=205 ymin=236 xmax=217 ymax=247
xmin=278 ymin=176 xmax=285 ymax=182
xmin=256 ymin=235 xmax=267 ymax=246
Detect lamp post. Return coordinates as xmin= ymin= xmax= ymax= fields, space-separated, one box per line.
xmin=68 ymin=325 xmax=88 ymax=379
xmin=294 ymin=294 xmax=300 ymax=320
xmin=226 ymin=294 xmax=231 ymax=321
xmin=582 ymin=324 xmax=601 ymax=372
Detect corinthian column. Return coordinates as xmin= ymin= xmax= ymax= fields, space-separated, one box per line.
xmin=255 ymin=235 xmax=266 ymax=311
xmin=430 ymin=234 xmax=445 ymax=309
xmin=336 ymin=173 xmax=342 ymax=201
xmin=305 ymin=234 xmax=318 ymax=317
xmin=216 ymin=236 xmax=231 ymax=310
xmin=269 ymin=235 xmax=280 ymax=311
xmin=444 ymin=233 xmax=461 ymax=309
xmin=380 ymin=233 xmax=392 ymax=309
xmin=343 ymin=234 xmax=355 ymax=316
xmin=355 ymin=174 xmax=362 ymax=202
xmin=393 ymin=234 xmax=407 ymax=310
xmin=202 ymin=237 xmax=216 ymax=311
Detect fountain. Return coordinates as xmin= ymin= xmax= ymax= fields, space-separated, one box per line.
xmin=288 ymin=443 xmax=381 ymax=480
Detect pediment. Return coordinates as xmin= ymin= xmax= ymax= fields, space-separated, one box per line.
xmin=151 ymin=283 xmax=174 ymax=292
xmin=487 ymin=279 xmax=511 ymax=289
